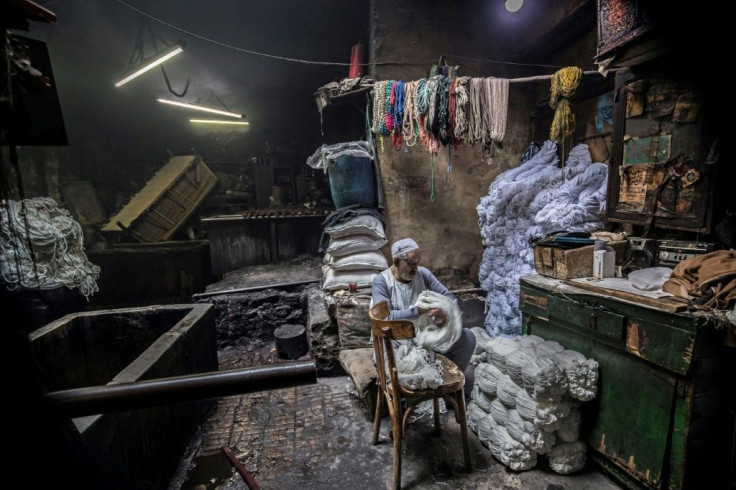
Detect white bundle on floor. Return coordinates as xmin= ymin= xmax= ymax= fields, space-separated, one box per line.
xmin=477 ymin=413 xmax=497 ymax=444
xmin=496 ymin=374 xmax=521 ymax=408
xmin=490 ymin=398 xmax=509 ymax=426
xmin=522 ymin=356 xmax=568 ymax=402
xmin=477 ymin=142 xmax=609 ymax=336
xmin=546 ymin=440 xmax=587 ymax=474
xmin=393 ymin=343 xmax=443 ymax=390
xmin=412 ymin=290 xmax=462 ymax=353
xmin=470 ymin=326 xmax=492 ymax=364
xmin=515 ymin=334 xmax=544 ymax=349
xmin=475 ymin=362 xmax=503 ymax=396
xmin=487 ymin=424 xmax=538 ymax=471
xmin=472 ymin=384 xmax=494 ymax=412
xmin=485 ymin=337 xmax=519 ymax=371
xmin=555 ymin=403 xmax=582 ymax=443
xmin=552 ymin=350 xmax=599 ymax=402
xmin=467 ymin=401 xmax=487 ymax=432
xmin=533 ymin=340 xmax=565 ymax=357
xmin=505 ymin=408 xmax=557 ymax=454
xmin=516 ymin=389 xmax=572 ymax=431
xmin=505 ymin=347 xmax=538 ymax=386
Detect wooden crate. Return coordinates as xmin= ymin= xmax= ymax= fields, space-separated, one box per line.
xmin=101 ymin=155 xmax=217 ymax=243
xmin=534 ymin=240 xmax=627 ymax=279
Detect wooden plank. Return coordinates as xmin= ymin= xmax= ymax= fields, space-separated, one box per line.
xmin=562 ymin=278 xmax=687 ymax=313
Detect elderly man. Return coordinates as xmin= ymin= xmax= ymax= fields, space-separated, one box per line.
xmin=371 ymin=237 xmax=476 ymax=373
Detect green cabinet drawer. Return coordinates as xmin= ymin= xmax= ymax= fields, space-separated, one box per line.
xmin=521 ymin=282 xmax=697 ymax=376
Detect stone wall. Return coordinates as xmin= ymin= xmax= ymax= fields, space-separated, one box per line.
xmin=369 ymin=0 xmax=540 ymax=282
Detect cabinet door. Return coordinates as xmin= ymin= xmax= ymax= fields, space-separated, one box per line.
xmin=523 ymin=313 xmax=677 ymax=488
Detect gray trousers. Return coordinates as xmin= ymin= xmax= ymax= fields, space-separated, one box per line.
xmin=443 ymin=328 xmax=476 ymax=373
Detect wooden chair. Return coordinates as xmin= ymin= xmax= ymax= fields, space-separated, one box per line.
xmin=369 ymin=300 xmax=472 ymax=489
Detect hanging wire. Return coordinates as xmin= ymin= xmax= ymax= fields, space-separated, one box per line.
xmin=113 ymin=0 xmax=575 ymax=70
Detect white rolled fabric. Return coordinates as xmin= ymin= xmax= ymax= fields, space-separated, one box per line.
xmin=472 ymin=383 xmax=494 ymax=413
xmin=412 ymin=290 xmax=462 ymax=353
xmin=505 ymin=408 xmax=557 ymax=454
xmin=496 ymin=374 xmax=522 ymax=408
xmin=485 ymin=337 xmax=519 ymax=372
xmin=521 ymin=356 xmax=568 ymax=402
xmin=555 ymin=405 xmax=582 ymax=443
xmin=471 ymin=326 xmax=492 ymax=354
xmin=466 ymin=400 xmax=488 ymax=433
xmin=515 ymin=334 xmax=545 ymax=349
xmin=546 ymin=440 xmax=587 ymax=474
xmin=490 ymin=398 xmax=509 ymax=426
xmin=516 ymin=388 xmax=571 ymax=431
xmin=505 ymin=347 xmax=538 ymax=386
xmin=477 ymin=412 xmax=498 ymax=446
xmin=533 ymin=340 xmax=565 ymax=357
xmin=552 ymin=349 xmax=599 ymax=402
xmin=487 ymin=424 xmax=538 ymax=471
xmin=475 ymin=362 xmax=503 ymax=396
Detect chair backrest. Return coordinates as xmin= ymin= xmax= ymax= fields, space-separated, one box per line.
xmin=369 ymin=301 xmax=416 ymax=393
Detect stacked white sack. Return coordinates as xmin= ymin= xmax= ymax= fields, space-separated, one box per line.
xmin=322 ymin=214 xmax=387 ymax=292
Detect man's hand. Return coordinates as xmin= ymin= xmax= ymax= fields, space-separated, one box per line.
xmin=424 ymin=307 xmax=447 ymax=326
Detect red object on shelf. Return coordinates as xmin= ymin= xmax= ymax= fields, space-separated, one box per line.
xmin=348 ymin=43 xmax=363 ymax=79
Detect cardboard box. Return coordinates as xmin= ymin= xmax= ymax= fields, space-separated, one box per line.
xmin=534 ymin=241 xmax=627 ymax=280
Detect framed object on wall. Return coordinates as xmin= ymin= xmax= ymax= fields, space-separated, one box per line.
xmin=606 ymin=69 xmax=717 ymax=234
xmin=596 ymin=0 xmax=656 ymax=62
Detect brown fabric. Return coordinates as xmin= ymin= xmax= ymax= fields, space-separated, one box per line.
xmin=662 ymin=250 xmax=736 ymax=309
xmin=338 ymin=348 xmax=377 ymax=398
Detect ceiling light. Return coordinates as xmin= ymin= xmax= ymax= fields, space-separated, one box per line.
xmin=114 ymin=42 xmax=185 ymax=87
xmin=190 ymin=119 xmax=250 ymax=125
xmin=505 ymin=0 xmax=523 ymax=13
xmin=157 ymin=98 xmax=244 ymax=119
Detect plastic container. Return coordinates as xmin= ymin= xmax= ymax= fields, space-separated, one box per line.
xmin=327 ymin=155 xmax=376 ymax=209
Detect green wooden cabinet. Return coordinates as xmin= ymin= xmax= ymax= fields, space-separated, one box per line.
xmin=519 ymin=274 xmax=735 ymax=490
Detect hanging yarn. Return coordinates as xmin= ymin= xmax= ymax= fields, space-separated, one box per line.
xmin=0 ymin=197 xmax=100 ymax=298
xmin=401 ymin=81 xmax=419 ymax=146
xmin=453 ymin=76 xmax=471 ymax=145
xmin=549 ymin=66 xmax=582 ymax=143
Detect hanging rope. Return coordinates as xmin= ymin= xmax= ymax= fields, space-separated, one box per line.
xmin=0 ymin=198 xmax=100 ymax=298
xmin=401 ymin=80 xmax=419 ymax=146
xmin=549 ymin=67 xmax=583 ymax=143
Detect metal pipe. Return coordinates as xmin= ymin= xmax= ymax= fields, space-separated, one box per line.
xmin=223 ymin=446 xmax=261 ymax=490
xmin=191 ymin=278 xmax=320 ymax=299
xmin=42 ymin=361 xmax=316 ymax=418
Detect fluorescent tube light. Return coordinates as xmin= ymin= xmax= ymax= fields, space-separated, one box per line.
xmin=190 ymin=119 xmax=250 ymax=125
xmin=114 ymin=42 xmax=185 ymax=87
xmin=157 ymin=98 xmax=244 ymax=119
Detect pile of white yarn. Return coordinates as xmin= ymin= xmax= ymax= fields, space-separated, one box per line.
xmin=467 ymin=333 xmax=599 ymax=473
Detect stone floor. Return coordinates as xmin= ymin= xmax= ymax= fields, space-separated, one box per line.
xmin=169 ymin=375 xmax=624 ymax=490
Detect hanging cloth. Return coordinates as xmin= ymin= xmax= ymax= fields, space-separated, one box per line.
xmin=549 ymin=67 xmax=583 ymax=143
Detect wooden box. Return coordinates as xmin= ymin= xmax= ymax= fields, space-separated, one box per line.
xmin=534 ymin=241 xmax=627 ymax=279
xmin=101 ymin=155 xmax=217 ymax=243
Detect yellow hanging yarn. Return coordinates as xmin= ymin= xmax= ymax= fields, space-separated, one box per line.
xmin=549 ymin=66 xmax=582 ymax=143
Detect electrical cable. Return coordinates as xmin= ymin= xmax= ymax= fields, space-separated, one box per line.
xmin=112 ymin=0 xmax=588 ymax=70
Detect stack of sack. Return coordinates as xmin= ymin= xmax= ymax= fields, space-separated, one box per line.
xmin=466 ymin=334 xmax=598 ymax=473
xmin=321 ymin=212 xmax=388 ymax=293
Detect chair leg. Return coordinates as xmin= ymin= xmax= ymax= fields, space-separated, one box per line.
xmin=392 ymin=398 xmax=403 ymax=489
xmin=433 ymin=397 xmax=441 ymax=435
xmin=372 ymin=388 xmax=384 ymax=445
xmin=456 ymin=389 xmax=472 ymax=472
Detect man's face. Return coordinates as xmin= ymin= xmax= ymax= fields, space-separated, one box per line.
xmin=395 ymin=250 xmax=421 ymax=282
